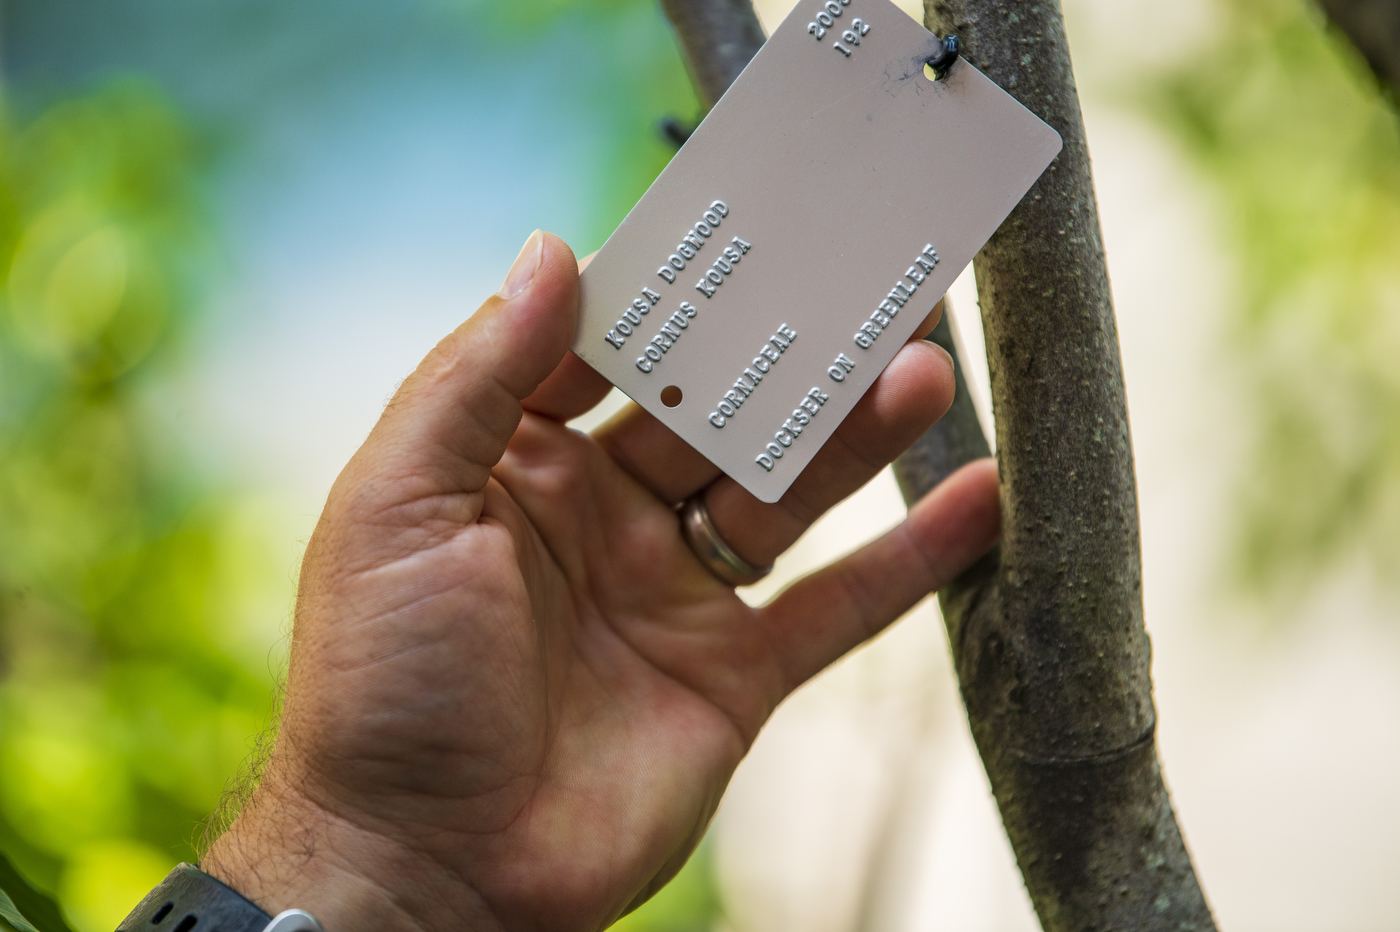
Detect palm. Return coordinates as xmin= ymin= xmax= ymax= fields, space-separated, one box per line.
xmin=207 ymin=233 xmax=999 ymax=932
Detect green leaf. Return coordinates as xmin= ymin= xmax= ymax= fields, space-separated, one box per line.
xmin=1 ymin=887 xmax=42 ymax=932
xmin=0 ymin=852 xmax=73 ymax=932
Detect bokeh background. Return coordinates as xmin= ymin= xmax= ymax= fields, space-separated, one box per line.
xmin=0 ymin=0 xmax=1397 ymax=930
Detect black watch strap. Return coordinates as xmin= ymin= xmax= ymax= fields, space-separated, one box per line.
xmin=117 ymin=864 xmax=283 ymax=932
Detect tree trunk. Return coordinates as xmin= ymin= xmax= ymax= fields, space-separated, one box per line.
xmin=659 ymin=1 xmax=1217 ymax=929
xmin=1315 ymin=0 xmax=1400 ymax=96
xmin=891 ymin=1 xmax=1216 ymax=929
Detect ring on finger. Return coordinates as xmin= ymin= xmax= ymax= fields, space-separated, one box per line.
xmin=679 ymin=490 xmax=773 ymax=587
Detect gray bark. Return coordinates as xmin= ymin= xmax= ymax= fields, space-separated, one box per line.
xmin=1316 ymin=0 xmax=1400 ymax=96
xmin=659 ymin=1 xmax=1216 ymax=929
xmin=658 ymin=0 xmax=767 ymax=110
xmin=892 ymin=2 xmax=1216 ymax=929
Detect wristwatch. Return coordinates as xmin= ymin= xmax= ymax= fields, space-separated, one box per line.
xmin=117 ymin=864 xmax=323 ymax=932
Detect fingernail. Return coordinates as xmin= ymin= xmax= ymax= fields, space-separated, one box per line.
xmin=499 ymin=230 xmax=543 ymax=298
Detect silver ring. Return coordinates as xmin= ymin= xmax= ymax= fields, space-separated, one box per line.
xmin=680 ymin=491 xmax=773 ymax=587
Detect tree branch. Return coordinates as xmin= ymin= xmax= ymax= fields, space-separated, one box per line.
xmin=895 ymin=2 xmax=1217 ymax=928
xmin=1315 ymin=0 xmax=1400 ymax=96
xmin=658 ymin=1 xmax=1214 ymax=927
xmin=658 ymin=0 xmax=767 ymax=110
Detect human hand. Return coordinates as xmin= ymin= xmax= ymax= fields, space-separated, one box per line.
xmin=201 ymin=231 xmax=1000 ymax=932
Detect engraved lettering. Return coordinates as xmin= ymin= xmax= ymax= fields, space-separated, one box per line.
xmin=642 ymin=287 xmax=662 ymax=304
xmin=719 ymin=400 xmax=736 ymax=416
xmin=723 ymin=245 xmax=742 ymax=263
xmin=775 ymin=430 xmax=794 ymax=447
xmin=645 ymin=345 xmax=663 ymax=361
xmin=667 ymin=312 xmax=689 ymax=330
xmin=605 ymin=330 xmax=625 ymax=349
xmin=636 ymin=356 xmax=653 ymax=373
xmin=710 ymin=200 xmax=730 ymax=217
xmin=879 ymin=299 xmax=900 ymax=317
xmin=616 ymin=319 xmax=633 ymax=336
xmin=756 ymin=454 xmax=775 ymax=471
xmin=854 ymin=333 xmax=873 ymax=349
xmin=678 ymin=242 xmax=697 ymax=260
xmin=871 ymin=309 xmax=891 ymax=327
xmin=708 ymin=324 xmax=796 ymax=429
xmin=782 ymin=418 xmax=804 ymax=435
xmin=682 ymin=232 xmax=703 ymax=250
xmin=828 ymin=365 xmax=846 ymax=381
xmin=712 ymin=413 xmax=728 ymax=428
xmin=732 ymin=236 xmax=752 ymax=253
xmin=651 ymin=334 xmax=672 ymax=352
xmin=696 ymin=278 xmax=717 ymax=298
xmin=706 ymin=269 xmax=724 ymax=285
xmin=623 ymin=308 xmax=642 ymax=325
xmin=915 ymin=255 xmax=936 ymax=273
xmin=703 ymin=210 xmax=722 ymax=226
xmin=905 ymin=264 xmax=927 ymax=284
xmin=766 ymin=442 xmax=784 ymax=458
xmin=632 ymin=298 xmax=652 ymax=315
xmin=660 ymin=323 xmax=681 ymax=340
xmin=669 ymin=254 xmax=686 ymax=271
xmin=712 ymin=256 xmax=733 ymax=274
xmin=657 ymin=266 xmax=677 ymax=283
xmin=694 ymin=221 xmax=713 ymax=237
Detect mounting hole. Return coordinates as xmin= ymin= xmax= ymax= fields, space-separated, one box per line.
xmin=923 ymin=61 xmax=939 ymax=81
xmin=661 ymin=385 xmax=683 ymax=407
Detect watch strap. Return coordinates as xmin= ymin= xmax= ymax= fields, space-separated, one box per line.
xmin=118 ymin=864 xmax=271 ymax=932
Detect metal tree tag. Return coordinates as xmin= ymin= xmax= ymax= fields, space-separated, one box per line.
xmin=572 ymin=0 xmax=1061 ymax=503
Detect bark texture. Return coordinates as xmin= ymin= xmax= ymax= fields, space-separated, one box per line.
xmin=660 ymin=1 xmax=1215 ymax=928
xmin=1316 ymin=0 xmax=1400 ymax=95
xmin=892 ymin=2 xmax=1216 ymax=929
xmin=658 ymin=0 xmax=767 ymax=110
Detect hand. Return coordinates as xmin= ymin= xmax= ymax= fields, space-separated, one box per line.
xmin=201 ymin=231 xmax=1000 ymax=932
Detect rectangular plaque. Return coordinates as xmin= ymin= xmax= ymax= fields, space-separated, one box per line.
xmin=573 ymin=0 xmax=1061 ymax=503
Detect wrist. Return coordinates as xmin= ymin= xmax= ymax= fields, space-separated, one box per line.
xmin=201 ymin=779 xmax=498 ymax=932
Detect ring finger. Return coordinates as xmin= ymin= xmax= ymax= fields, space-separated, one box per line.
xmin=698 ymin=337 xmax=956 ymax=575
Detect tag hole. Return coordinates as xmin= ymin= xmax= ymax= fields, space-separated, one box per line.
xmin=922 ymin=62 xmax=939 ymax=81
xmin=661 ymin=385 xmax=683 ymax=407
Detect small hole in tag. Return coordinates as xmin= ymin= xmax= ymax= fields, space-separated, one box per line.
xmin=922 ymin=62 xmax=939 ymax=82
xmin=661 ymin=385 xmax=683 ymax=407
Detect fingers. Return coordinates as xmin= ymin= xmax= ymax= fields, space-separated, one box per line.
xmin=595 ymin=295 xmax=949 ymax=506
xmin=519 ymin=251 xmax=614 ymax=422
xmin=522 ymin=351 xmax=614 ymax=421
xmin=759 ymin=458 xmax=1001 ymax=690
xmin=355 ymin=231 xmax=580 ymax=496
xmin=703 ymin=338 xmax=956 ymax=569
xmin=593 ymin=403 xmax=721 ymax=504
xmin=911 ymin=296 xmax=946 ymax=343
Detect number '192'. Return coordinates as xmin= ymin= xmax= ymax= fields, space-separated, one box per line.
xmin=807 ymin=0 xmax=871 ymax=58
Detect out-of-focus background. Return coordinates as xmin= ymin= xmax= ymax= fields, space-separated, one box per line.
xmin=0 ymin=0 xmax=1397 ymax=929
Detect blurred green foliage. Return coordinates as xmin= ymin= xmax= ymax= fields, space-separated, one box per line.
xmin=0 ymin=2 xmax=720 ymax=931
xmin=0 ymin=82 xmax=290 ymax=932
xmin=1147 ymin=0 xmax=1400 ymax=596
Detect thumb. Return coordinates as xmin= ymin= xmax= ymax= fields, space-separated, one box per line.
xmin=352 ymin=230 xmax=581 ymax=498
